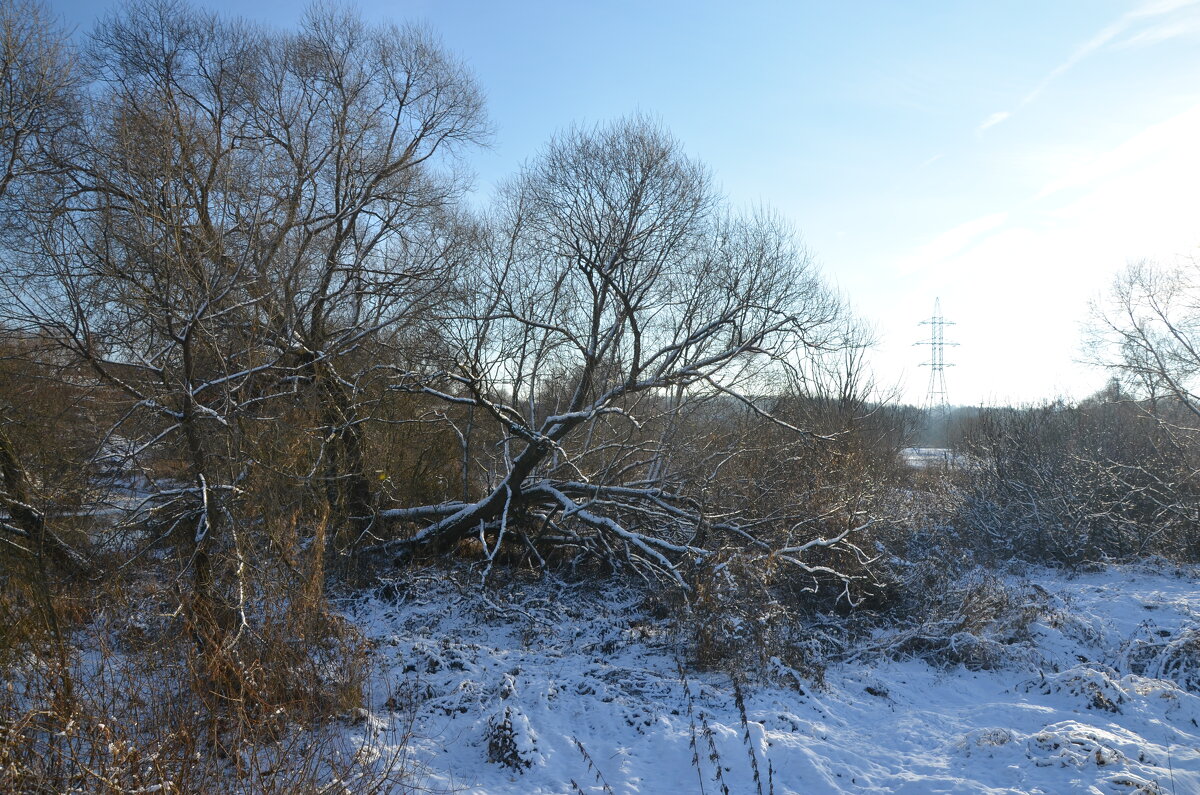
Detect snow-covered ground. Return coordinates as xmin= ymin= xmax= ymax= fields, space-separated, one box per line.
xmin=339 ymin=564 xmax=1200 ymax=794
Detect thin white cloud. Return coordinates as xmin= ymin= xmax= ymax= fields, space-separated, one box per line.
xmin=1135 ymin=0 xmax=1200 ymax=16
xmin=973 ymin=1 xmax=1194 ymax=135
xmin=1022 ymin=20 xmax=1128 ymax=105
xmin=1115 ymin=15 xmax=1200 ymax=47
xmin=1017 ymin=0 xmax=1200 ymax=109
xmin=920 ymin=153 xmax=945 ymax=168
xmin=978 ymin=111 xmax=1011 ymax=132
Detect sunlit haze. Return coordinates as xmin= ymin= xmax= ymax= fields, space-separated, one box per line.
xmin=49 ymin=0 xmax=1200 ymax=406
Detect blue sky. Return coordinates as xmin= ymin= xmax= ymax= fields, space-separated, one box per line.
xmin=50 ymin=0 xmax=1200 ymax=405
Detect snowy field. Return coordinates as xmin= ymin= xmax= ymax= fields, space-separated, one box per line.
xmin=339 ymin=564 xmax=1200 ymax=794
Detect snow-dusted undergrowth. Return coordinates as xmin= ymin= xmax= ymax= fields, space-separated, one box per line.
xmin=338 ymin=564 xmax=1200 ymax=794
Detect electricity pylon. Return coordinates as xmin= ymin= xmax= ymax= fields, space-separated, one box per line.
xmin=915 ymin=297 xmax=957 ymax=429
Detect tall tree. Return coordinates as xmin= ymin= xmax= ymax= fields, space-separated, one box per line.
xmin=241 ymin=5 xmax=488 ymax=539
xmin=20 ymin=0 xmax=277 ymax=646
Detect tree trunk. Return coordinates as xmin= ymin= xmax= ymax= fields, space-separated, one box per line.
xmin=314 ymin=363 xmax=375 ymax=545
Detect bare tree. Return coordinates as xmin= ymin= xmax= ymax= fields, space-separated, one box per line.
xmin=0 ymin=1 xmax=284 ymax=654
xmin=0 ymin=0 xmax=81 ymax=709
xmin=236 ymin=6 xmax=487 ymax=538
xmin=4 ymin=0 xmax=488 ymax=549
xmin=1090 ymin=260 xmax=1200 ymax=414
xmin=0 ymin=0 xmax=78 ymax=547
xmin=374 ymin=117 xmax=861 ymax=587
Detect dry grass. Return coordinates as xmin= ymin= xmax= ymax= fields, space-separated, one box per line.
xmin=0 ymin=547 xmax=418 ymax=794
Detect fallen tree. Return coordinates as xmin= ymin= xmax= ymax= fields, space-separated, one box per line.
xmin=368 ymin=117 xmax=876 ymax=589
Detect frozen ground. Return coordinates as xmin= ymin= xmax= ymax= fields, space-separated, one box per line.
xmin=339 ymin=564 xmax=1200 ymax=794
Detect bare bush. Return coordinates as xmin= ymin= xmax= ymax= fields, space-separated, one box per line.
xmin=955 ymin=386 xmax=1200 ymax=565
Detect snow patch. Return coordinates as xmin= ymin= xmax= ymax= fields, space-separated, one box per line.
xmin=335 ymin=565 xmax=1200 ymax=793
